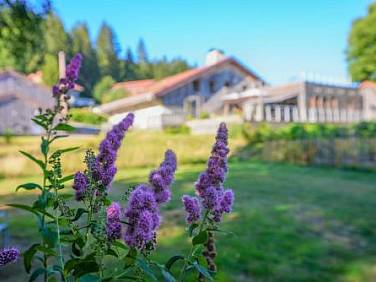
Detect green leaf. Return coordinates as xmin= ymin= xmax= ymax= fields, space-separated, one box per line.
xmin=16 ymin=183 xmax=42 ymax=192
xmin=64 ymin=258 xmax=80 ymax=275
xmin=188 ymin=223 xmax=199 ymax=237
xmin=36 ymin=245 xmax=56 ymax=257
xmin=49 ymin=134 xmax=69 ymax=144
xmin=72 ymin=242 xmax=82 ymax=257
xmin=19 ymin=150 xmax=45 ymax=170
xmin=23 ymin=244 xmax=39 ymax=273
xmin=192 ymin=230 xmax=208 ymax=245
xmin=41 ymin=227 xmax=58 ymax=248
xmin=127 ymin=248 xmax=137 ymax=259
xmin=136 ymin=259 xmax=157 ymax=281
xmin=29 ymin=267 xmax=47 ymax=282
xmin=53 ymin=123 xmax=76 ymax=132
xmin=159 ymin=266 xmax=176 ymax=282
xmin=72 ymin=208 xmax=87 ymax=222
xmin=207 ymin=228 xmax=235 ymax=236
xmin=165 ymin=255 xmax=184 ymax=270
xmin=124 ymin=248 xmax=137 ymax=267
xmin=33 ymin=191 xmax=54 ymax=210
xmin=106 ymin=248 xmax=118 ymax=257
xmin=54 ymin=146 xmax=80 ymax=155
xmin=60 ymin=174 xmax=75 ymax=184
xmin=31 ymin=117 xmax=48 ymax=130
xmin=7 ymin=203 xmax=54 ymax=219
xmin=112 ymin=240 xmax=128 ymax=250
xmin=78 ymin=274 xmax=101 ymax=282
xmin=72 ymin=261 xmax=100 ymax=278
xmin=41 ymin=138 xmax=49 ymax=156
xmin=193 ymin=263 xmax=213 ymax=280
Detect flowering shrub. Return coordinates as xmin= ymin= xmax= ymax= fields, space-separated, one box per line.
xmin=1 ymin=54 xmax=234 ymax=281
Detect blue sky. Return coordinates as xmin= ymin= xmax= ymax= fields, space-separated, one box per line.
xmin=54 ymin=0 xmax=373 ymax=84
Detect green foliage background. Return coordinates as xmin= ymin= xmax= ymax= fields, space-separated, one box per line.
xmin=0 ymin=1 xmax=191 ymax=100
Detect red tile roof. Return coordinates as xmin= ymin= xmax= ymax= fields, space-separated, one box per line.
xmin=360 ymin=80 xmax=376 ymax=90
xmin=97 ymin=57 xmax=265 ymax=114
xmin=112 ymin=57 xmax=264 ymax=99
xmin=151 ymin=57 xmax=264 ymax=97
xmin=112 ymin=79 xmax=156 ymax=96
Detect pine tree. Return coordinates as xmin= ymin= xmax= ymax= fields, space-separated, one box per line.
xmin=96 ymin=22 xmax=120 ymax=81
xmin=125 ymin=48 xmax=135 ymax=64
xmin=137 ymin=38 xmax=148 ymax=64
xmin=41 ymin=12 xmax=70 ymax=86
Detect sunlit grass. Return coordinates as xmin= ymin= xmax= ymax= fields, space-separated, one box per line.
xmin=1 ymin=132 xmax=376 ymax=281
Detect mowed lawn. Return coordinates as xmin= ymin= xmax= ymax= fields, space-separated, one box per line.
xmin=1 ymin=160 xmax=376 ymax=281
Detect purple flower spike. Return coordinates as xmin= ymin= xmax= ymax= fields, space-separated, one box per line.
xmin=0 ymin=247 xmax=20 ymax=266
xmin=72 ymin=171 xmax=88 ymax=201
xmin=124 ymin=150 xmax=177 ymax=250
xmin=124 ymin=184 xmax=160 ymax=249
xmin=52 ymin=53 xmax=83 ymax=97
xmin=149 ymin=149 xmax=177 ymax=204
xmin=182 ymin=195 xmax=201 ymax=223
xmin=183 ymin=122 xmax=234 ymax=224
xmin=220 ymin=189 xmax=234 ymax=213
xmin=93 ymin=113 xmax=134 ymax=189
xmin=106 ymin=202 xmax=122 ymax=240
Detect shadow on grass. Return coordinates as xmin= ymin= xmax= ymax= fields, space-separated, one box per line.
xmin=1 ymin=161 xmax=376 ymax=281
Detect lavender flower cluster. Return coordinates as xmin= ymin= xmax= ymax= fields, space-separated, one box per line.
xmin=182 ymin=123 xmax=234 ymax=224
xmin=52 ymin=53 xmax=83 ymax=97
xmin=106 ymin=202 xmax=122 ymax=241
xmin=94 ymin=113 xmax=135 ymax=188
xmin=0 ymin=247 xmax=20 ymax=266
xmin=72 ymin=113 xmax=134 ymax=201
xmin=123 ymin=150 xmax=177 ymax=249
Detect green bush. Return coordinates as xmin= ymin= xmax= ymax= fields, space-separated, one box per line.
xmin=2 ymin=128 xmax=14 ymax=144
xmin=70 ymin=108 xmax=107 ymax=125
xmin=164 ymin=125 xmax=191 ymax=135
xmin=199 ymin=111 xmax=210 ymax=119
xmin=242 ymin=122 xmax=376 ymax=145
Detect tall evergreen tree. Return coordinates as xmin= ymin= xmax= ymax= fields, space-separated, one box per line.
xmin=125 ymin=48 xmax=135 ymax=64
xmin=0 ymin=0 xmax=47 ymax=73
xmin=137 ymin=38 xmax=148 ymax=63
xmin=71 ymin=23 xmax=99 ymax=96
xmin=41 ymin=12 xmax=70 ymax=86
xmin=96 ymin=22 xmax=120 ymax=80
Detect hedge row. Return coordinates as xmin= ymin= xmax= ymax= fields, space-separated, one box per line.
xmin=242 ymin=122 xmax=376 ymax=145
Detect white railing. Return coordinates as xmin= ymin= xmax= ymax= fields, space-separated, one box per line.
xmin=246 ymin=104 xmax=363 ymax=123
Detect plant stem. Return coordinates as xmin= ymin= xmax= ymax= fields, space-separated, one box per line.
xmin=41 ymin=126 xmax=52 ymax=282
xmin=178 ymin=210 xmax=210 ymax=282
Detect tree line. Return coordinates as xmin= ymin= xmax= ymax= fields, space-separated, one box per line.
xmin=0 ymin=0 xmax=191 ymax=102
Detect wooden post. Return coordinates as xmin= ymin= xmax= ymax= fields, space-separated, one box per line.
xmin=58 ymin=51 xmax=66 ymax=79
xmin=58 ymin=51 xmax=68 ymax=117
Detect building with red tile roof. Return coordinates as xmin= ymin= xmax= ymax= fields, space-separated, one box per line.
xmin=97 ymin=50 xmax=265 ymax=118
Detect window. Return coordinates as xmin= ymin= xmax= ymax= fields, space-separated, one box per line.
xmin=209 ymin=80 xmax=215 ymax=93
xmin=193 ymin=80 xmax=200 ymax=92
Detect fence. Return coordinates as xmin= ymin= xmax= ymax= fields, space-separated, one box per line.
xmin=260 ymin=138 xmax=376 ymax=169
xmin=247 ymin=104 xmax=363 ymax=123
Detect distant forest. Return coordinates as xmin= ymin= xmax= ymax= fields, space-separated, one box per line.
xmin=0 ymin=0 xmax=192 ymax=101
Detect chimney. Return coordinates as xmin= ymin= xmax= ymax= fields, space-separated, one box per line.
xmin=205 ymin=49 xmax=226 ymax=66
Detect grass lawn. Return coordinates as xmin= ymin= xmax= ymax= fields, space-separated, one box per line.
xmin=1 ymin=160 xmax=376 ymax=281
